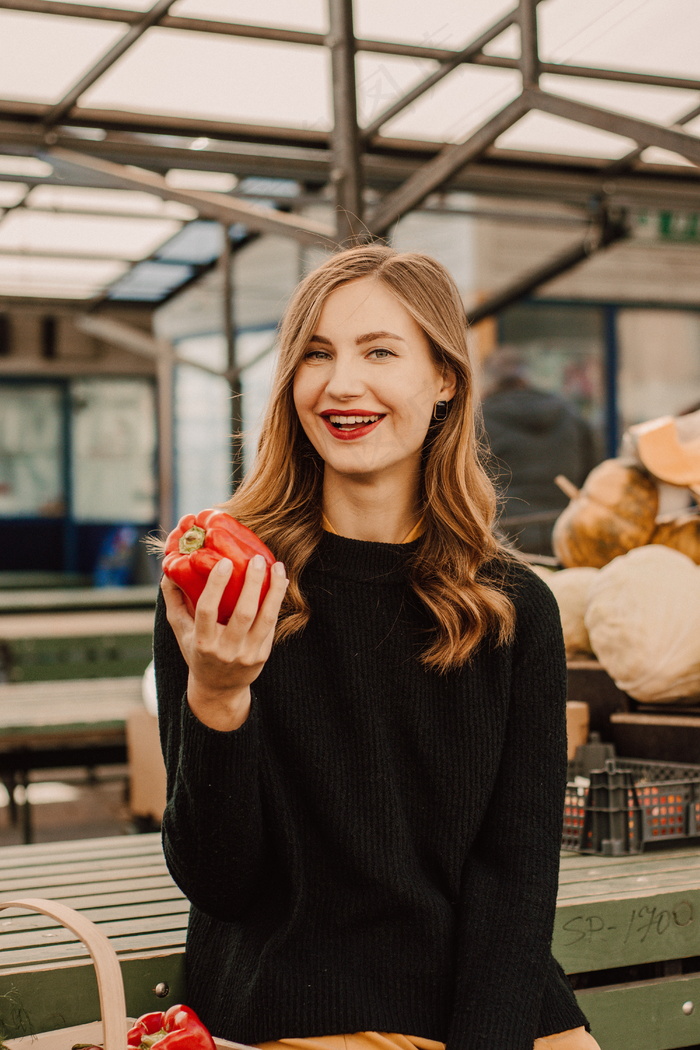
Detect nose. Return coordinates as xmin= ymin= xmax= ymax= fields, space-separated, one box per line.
xmin=323 ymin=354 xmax=366 ymax=401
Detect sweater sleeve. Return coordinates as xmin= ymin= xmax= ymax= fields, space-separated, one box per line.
xmin=153 ymin=588 xmax=270 ymax=922
xmin=447 ymin=569 xmax=585 ymax=1050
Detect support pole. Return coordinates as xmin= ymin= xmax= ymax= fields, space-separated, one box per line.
xmin=328 ymin=0 xmax=363 ymax=243
xmin=221 ymin=226 xmax=244 ymax=487
xmin=518 ymin=0 xmax=540 ymax=88
xmin=156 ymin=340 xmax=175 ymax=533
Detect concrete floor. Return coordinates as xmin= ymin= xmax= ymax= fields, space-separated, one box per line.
xmin=0 ymin=765 xmax=142 ymax=847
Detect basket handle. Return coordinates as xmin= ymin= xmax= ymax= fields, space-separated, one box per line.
xmin=0 ymin=897 xmax=127 ymax=1050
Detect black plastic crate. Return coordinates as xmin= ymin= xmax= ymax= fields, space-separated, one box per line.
xmin=563 ymin=757 xmax=700 ymax=856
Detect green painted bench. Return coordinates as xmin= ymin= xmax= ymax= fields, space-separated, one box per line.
xmin=0 ymin=836 xmax=698 ymax=1050
xmin=0 ymin=608 xmax=155 ymax=682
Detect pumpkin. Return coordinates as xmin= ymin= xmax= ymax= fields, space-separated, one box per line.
xmin=584 ymin=545 xmax=700 ymax=704
xmin=540 ymin=566 xmax=598 ymax=656
xmin=651 ymin=511 xmax=700 ymax=564
xmin=552 ymin=458 xmax=658 ymax=568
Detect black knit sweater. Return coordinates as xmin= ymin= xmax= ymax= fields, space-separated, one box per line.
xmin=154 ymin=532 xmax=588 ymax=1050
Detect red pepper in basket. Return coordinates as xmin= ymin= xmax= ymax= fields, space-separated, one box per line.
xmin=127 ymin=1004 xmax=216 ymax=1050
xmin=162 ymin=508 xmax=276 ymax=625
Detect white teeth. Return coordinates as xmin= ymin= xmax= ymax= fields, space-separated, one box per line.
xmin=328 ymin=414 xmax=380 ymax=425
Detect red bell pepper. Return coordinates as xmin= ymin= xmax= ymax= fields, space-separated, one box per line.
xmin=127 ymin=1004 xmax=216 ymax=1050
xmin=162 ymin=508 xmax=276 ymax=625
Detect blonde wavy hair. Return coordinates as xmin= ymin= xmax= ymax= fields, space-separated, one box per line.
xmin=223 ymin=243 xmax=516 ymax=671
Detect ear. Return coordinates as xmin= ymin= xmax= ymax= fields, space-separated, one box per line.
xmin=439 ymin=366 xmax=457 ymax=402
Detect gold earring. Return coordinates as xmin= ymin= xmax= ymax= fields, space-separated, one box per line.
xmin=432 ymin=400 xmax=449 ymax=421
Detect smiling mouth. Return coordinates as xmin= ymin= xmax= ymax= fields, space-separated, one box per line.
xmin=326 ymin=413 xmax=383 ymax=431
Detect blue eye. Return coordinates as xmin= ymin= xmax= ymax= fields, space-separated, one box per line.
xmin=304 ymin=349 xmax=330 ymax=361
xmin=368 ymin=348 xmax=394 ymax=359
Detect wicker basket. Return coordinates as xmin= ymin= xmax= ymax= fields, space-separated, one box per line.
xmin=0 ymin=898 xmax=252 ymax=1050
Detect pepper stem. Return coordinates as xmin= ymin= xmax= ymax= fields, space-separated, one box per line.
xmin=179 ymin=525 xmax=206 ymax=553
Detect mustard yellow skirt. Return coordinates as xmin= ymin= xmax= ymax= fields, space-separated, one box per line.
xmin=255 ymin=1026 xmax=601 ymax=1050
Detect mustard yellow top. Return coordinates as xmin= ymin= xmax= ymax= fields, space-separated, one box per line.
xmin=322 ymin=514 xmax=424 ymax=543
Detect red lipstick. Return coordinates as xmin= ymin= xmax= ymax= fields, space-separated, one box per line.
xmin=320 ymin=410 xmax=385 ymax=441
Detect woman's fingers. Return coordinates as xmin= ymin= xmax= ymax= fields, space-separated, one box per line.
xmin=193 ymin=557 xmax=234 ymax=636
xmin=161 ymin=573 xmax=192 ymax=635
xmin=249 ymin=561 xmax=289 ymax=647
xmin=225 ymin=555 xmax=275 ymax=633
xmin=165 ymin=555 xmax=287 ymax=679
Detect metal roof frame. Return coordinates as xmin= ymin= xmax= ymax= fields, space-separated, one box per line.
xmin=0 ymin=0 xmax=697 ymax=310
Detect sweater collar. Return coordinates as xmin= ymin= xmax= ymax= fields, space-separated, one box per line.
xmin=309 ymin=529 xmax=418 ymax=583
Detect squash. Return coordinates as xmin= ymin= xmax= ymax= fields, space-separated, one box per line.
xmin=584 ymin=545 xmax=700 ymax=703
xmin=529 ymin=563 xmax=556 ymax=583
xmin=651 ymin=511 xmax=700 ymax=564
xmin=540 ymin=566 xmax=598 ymax=656
xmin=552 ymin=458 xmax=658 ymax=568
xmin=629 ymin=409 xmax=700 ymax=489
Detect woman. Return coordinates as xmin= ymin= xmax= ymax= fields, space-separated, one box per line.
xmin=156 ymin=245 xmax=600 ymax=1050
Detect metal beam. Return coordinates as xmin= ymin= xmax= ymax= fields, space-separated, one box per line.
xmin=365 ymin=94 xmax=530 ymax=237
xmin=471 ymin=54 xmax=700 ymax=91
xmin=361 ymin=6 xmax=520 ymax=141
xmin=328 ymin=0 xmax=363 ymax=242
xmin=605 ymin=99 xmax=700 ymax=175
xmin=4 ymin=118 xmax=700 ymax=210
xmin=526 ymin=88 xmax=700 ymax=168
xmin=44 ymin=147 xmax=339 ymax=248
xmin=42 ymin=0 xmax=178 ymax=129
xmin=468 ymin=207 xmax=629 ymax=323
xmin=77 ymin=314 xmax=226 ymax=378
xmin=518 ymin=0 xmax=539 ymax=88
xmin=0 ymin=246 xmax=150 ymax=262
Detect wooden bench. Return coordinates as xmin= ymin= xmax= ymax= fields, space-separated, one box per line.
xmin=0 ymin=677 xmax=144 ymax=842
xmin=0 ymin=834 xmax=698 ymax=1050
xmin=0 ymin=608 xmax=155 ymax=681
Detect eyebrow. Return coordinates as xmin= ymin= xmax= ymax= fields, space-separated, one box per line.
xmin=308 ymin=330 xmax=407 ymax=346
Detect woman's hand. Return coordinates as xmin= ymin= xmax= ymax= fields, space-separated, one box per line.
xmin=161 ymin=554 xmax=289 ymax=731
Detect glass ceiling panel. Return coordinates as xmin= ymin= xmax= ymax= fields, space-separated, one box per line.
xmin=42 ymin=0 xmax=155 ymax=7
xmin=355 ymin=0 xmax=514 ymax=48
xmin=0 ymin=12 xmax=126 ymax=105
xmin=482 ymin=24 xmax=520 ymax=59
xmin=641 ymin=147 xmax=695 ymax=168
xmin=155 ymin=221 xmax=224 ymax=264
xmin=0 ymin=183 xmax=28 ymax=208
xmin=171 ymin=0 xmax=327 ymax=32
xmin=26 ymin=186 xmax=196 ymax=220
xmin=0 ymin=157 xmax=53 ymax=178
xmin=107 ymin=260 xmax=195 ymax=301
xmin=0 ymin=256 xmax=128 ymax=299
xmin=0 ymin=211 xmax=182 ymax=260
xmin=166 ymin=169 xmax=238 ymax=192
xmin=81 ymin=29 xmax=332 ymax=129
xmin=365 ymin=58 xmax=520 ymax=143
xmin=495 ymin=111 xmax=638 ymax=159
xmin=539 ymin=0 xmax=700 ymax=79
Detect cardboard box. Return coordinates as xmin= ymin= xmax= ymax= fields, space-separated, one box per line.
xmin=126 ymin=705 xmax=166 ymax=824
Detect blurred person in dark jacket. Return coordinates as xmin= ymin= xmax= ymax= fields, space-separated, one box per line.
xmin=480 ymin=346 xmax=598 ymax=555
